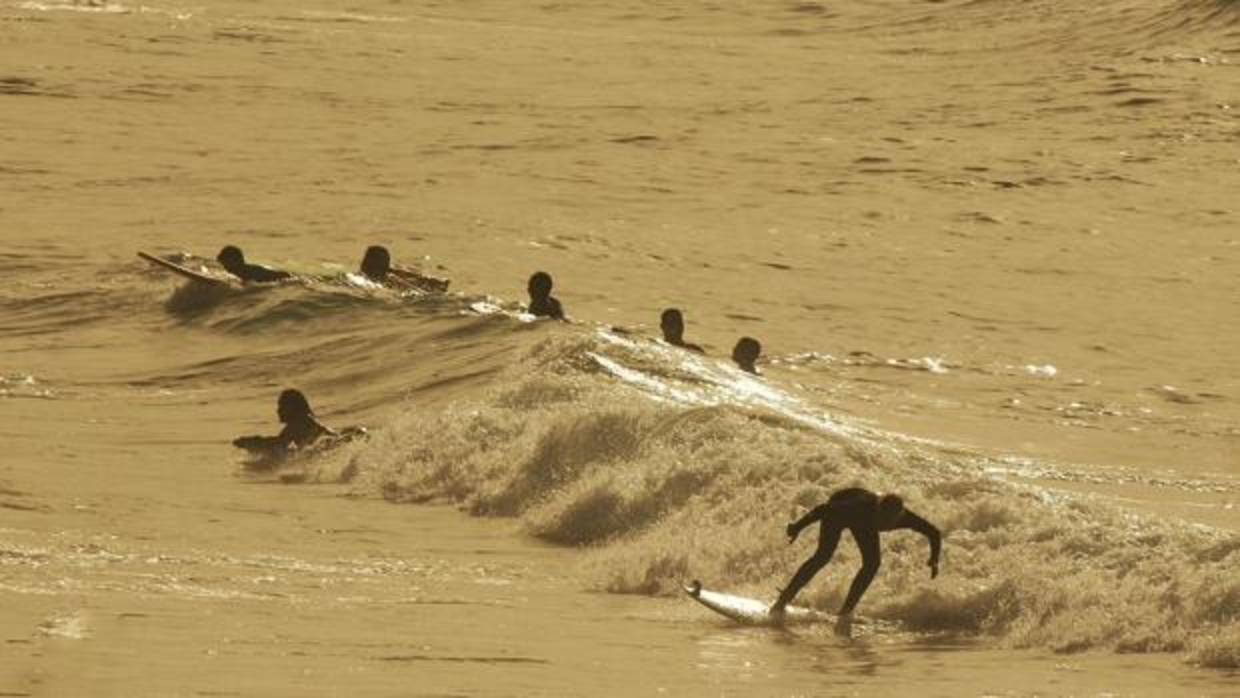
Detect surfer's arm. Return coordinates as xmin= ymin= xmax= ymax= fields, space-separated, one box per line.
xmin=390 ymin=267 xmax=449 ymax=292
xmin=899 ymin=510 xmax=941 ymax=578
xmin=786 ymin=504 xmax=829 ymax=543
xmin=276 ymin=419 xmax=336 ymax=450
xmin=232 ymin=435 xmax=283 ymax=452
xmin=312 ymin=417 xmax=339 ymax=438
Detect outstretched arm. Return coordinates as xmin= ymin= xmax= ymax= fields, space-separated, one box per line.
xmin=786 ymin=504 xmax=829 ymax=543
xmin=232 ymin=435 xmax=282 ymax=452
xmin=898 ymin=510 xmax=941 ymax=578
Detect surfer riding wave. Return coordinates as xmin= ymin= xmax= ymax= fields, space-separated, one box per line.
xmin=772 ymin=487 xmax=941 ymax=633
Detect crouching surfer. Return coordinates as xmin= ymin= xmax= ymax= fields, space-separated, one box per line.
xmin=232 ymin=389 xmax=364 ymax=463
xmin=771 ymin=487 xmax=941 ymax=635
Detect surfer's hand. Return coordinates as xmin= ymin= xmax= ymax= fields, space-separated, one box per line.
xmin=786 ymin=523 xmax=799 ymax=543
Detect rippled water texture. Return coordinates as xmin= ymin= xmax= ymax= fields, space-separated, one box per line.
xmin=1 ymin=0 xmax=1238 ymax=695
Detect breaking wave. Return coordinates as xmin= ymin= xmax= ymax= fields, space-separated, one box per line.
xmin=299 ymin=326 xmax=1240 ymax=665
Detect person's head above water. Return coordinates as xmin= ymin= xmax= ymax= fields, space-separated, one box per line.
xmin=276 ymin=388 xmax=314 ymax=424
xmin=660 ymin=308 xmax=685 ymax=343
xmin=877 ymin=493 xmax=905 ymax=528
xmin=360 ymin=245 xmax=391 ymax=281
xmin=217 ymin=245 xmax=245 ymax=272
xmin=732 ymin=336 xmax=761 ymax=373
xmin=527 ymin=271 xmax=553 ymax=299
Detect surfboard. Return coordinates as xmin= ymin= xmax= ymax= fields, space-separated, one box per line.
xmin=683 ymin=580 xmax=832 ymax=626
xmin=138 ymin=251 xmax=230 ymax=287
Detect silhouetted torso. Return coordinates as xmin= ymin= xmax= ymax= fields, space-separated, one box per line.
xmin=527 ymin=271 xmax=565 ymax=320
xmin=360 ymin=245 xmax=449 ymax=292
xmin=275 ymin=416 xmax=331 ymax=449
xmin=217 ymin=246 xmax=292 ymax=283
xmin=732 ymin=337 xmax=761 ymax=374
xmin=231 ymin=262 xmax=291 ymax=284
xmin=774 ymin=487 xmax=941 ymax=617
xmin=660 ymin=309 xmax=704 ymax=353
xmin=528 ymin=295 xmax=564 ymax=320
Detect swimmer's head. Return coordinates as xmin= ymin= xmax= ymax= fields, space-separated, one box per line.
xmin=877 ymin=493 xmax=905 ymax=528
xmin=528 ymin=271 xmax=553 ymax=298
xmin=360 ymin=245 xmax=391 ymax=280
xmin=732 ymin=336 xmax=761 ymax=373
xmin=277 ymin=388 xmax=313 ymax=423
xmin=660 ymin=308 xmax=685 ymax=342
xmin=217 ymin=245 xmax=245 ymax=271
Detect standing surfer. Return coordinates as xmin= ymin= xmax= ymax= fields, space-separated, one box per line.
xmin=772 ymin=487 xmax=941 ymax=633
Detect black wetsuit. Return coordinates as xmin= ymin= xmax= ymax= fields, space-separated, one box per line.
xmin=228 ymin=263 xmax=291 ymax=283
xmin=233 ymin=416 xmax=331 ymax=453
xmin=775 ymin=487 xmax=941 ymax=615
xmin=529 ymin=296 xmax=565 ymax=320
xmin=668 ymin=338 xmax=705 ymax=354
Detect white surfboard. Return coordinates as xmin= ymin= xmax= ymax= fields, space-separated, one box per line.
xmin=683 ymin=580 xmax=833 ymax=626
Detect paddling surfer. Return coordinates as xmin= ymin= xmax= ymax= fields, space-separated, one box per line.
xmin=732 ymin=336 xmax=762 ymax=374
xmin=359 ymin=245 xmax=449 ymax=292
xmin=216 ymin=245 xmax=293 ymax=283
xmin=660 ymin=308 xmax=704 ymax=353
xmin=772 ymin=487 xmax=941 ymax=633
xmin=232 ymin=389 xmax=335 ymax=455
xmin=527 ymin=271 xmax=566 ymax=320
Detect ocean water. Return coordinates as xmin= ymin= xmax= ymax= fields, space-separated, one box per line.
xmin=1 ymin=0 xmax=1238 ymax=695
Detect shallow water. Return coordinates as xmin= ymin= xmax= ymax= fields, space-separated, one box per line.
xmin=2 ymin=0 xmax=1238 ymax=694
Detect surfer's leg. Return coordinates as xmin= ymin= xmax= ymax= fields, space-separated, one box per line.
xmin=774 ymin=525 xmax=841 ymax=609
xmin=839 ymin=527 xmax=881 ymax=615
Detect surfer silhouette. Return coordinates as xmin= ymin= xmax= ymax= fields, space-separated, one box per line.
xmin=359 ymin=245 xmax=449 ymax=292
xmin=216 ymin=245 xmax=292 ymax=283
xmin=732 ymin=336 xmax=762 ymax=374
xmin=527 ymin=271 xmax=565 ymax=320
xmin=232 ymin=389 xmax=334 ymax=454
xmin=660 ymin=308 xmax=704 ymax=353
xmin=772 ymin=487 xmax=941 ymax=634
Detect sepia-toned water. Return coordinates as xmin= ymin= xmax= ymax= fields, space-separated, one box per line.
xmin=2 ymin=0 xmax=1238 ymax=695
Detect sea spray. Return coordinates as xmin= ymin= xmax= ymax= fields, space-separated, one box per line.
xmin=326 ymin=330 xmax=1239 ymax=664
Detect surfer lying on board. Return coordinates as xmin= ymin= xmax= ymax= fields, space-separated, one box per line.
xmin=527 ymin=271 xmax=566 ymax=320
xmin=660 ymin=308 xmax=704 ymax=353
xmin=772 ymin=487 xmax=941 ymax=632
xmin=232 ymin=389 xmax=335 ymax=455
xmin=732 ymin=336 xmax=762 ymax=374
xmin=359 ymin=245 xmax=450 ymax=292
xmin=216 ymin=245 xmax=293 ymax=283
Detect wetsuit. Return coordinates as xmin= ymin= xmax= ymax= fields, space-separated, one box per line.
xmin=233 ymin=416 xmax=331 ymax=453
xmin=775 ymin=487 xmax=941 ymax=615
xmin=228 ymin=262 xmax=291 ymax=283
xmin=667 ymin=337 xmax=705 ymax=353
xmin=529 ymin=296 xmax=565 ymax=320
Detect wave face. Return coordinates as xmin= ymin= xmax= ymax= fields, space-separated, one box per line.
xmin=290 ymin=322 xmax=1239 ymax=665
xmin=3 ymin=0 xmax=1239 ymax=673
